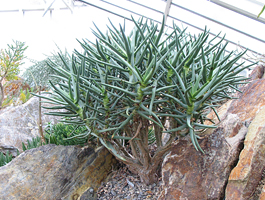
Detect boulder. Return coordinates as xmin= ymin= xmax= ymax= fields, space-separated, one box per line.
xmin=227 ymin=79 xmax=265 ymax=123
xmin=158 ymin=114 xmax=247 ymax=200
xmin=0 ymin=144 xmax=117 ymax=200
xmin=159 ymin=77 xmax=265 ymax=200
xmin=225 ymin=105 xmax=265 ymax=199
xmin=249 ymin=65 xmax=265 ymax=80
xmin=0 ymin=94 xmax=61 ymax=155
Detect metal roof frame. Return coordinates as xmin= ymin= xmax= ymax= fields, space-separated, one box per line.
xmin=75 ymin=0 xmax=262 ymax=64
xmin=0 ymin=0 xmax=263 ymax=65
xmin=209 ymin=0 xmax=265 ymax=24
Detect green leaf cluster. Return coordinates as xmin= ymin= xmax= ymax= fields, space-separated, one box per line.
xmin=44 ymin=122 xmax=91 ymax=146
xmin=0 ymin=151 xmax=13 ymax=167
xmin=22 ymin=136 xmax=45 ymax=151
xmin=0 ymin=40 xmax=27 ymax=81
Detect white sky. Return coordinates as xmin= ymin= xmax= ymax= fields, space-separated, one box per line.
xmin=0 ymin=0 xmax=264 ymax=73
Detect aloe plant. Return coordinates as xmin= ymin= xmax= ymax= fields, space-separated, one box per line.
xmin=34 ymin=16 xmax=253 ymax=184
xmin=22 ymin=136 xmax=45 ymax=151
xmin=0 ymin=151 xmax=13 ymax=167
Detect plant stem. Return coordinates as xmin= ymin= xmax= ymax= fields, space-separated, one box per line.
xmin=38 ymin=86 xmax=44 ymax=141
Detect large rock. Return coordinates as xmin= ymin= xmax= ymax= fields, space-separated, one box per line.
xmin=158 ymin=114 xmax=247 ymax=200
xmin=0 ymin=94 xmax=61 ymax=155
xmin=249 ymin=65 xmax=265 ymax=80
xmin=0 ymin=144 xmax=117 ymax=200
xmin=159 ymin=77 xmax=265 ymax=200
xmin=227 ymin=79 xmax=265 ymax=123
xmin=225 ymin=104 xmax=265 ymax=199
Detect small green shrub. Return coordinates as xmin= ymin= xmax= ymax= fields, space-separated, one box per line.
xmin=22 ymin=136 xmax=45 ymax=151
xmin=0 ymin=151 xmax=13 ymax=167
xmin=44 ymin=122 xmax=91 ymax=146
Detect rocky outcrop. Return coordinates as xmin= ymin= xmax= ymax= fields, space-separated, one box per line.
xmin=0 ymin=94 xmax=61 ymax=155
xmin=159 ymin=73 xmax=265 ymax=199
xmin=249 ymin=65 xmax=265 ymax=80
xmin=0 ymin=144 xmax=117 ymax=200
xmin=225 ymin=95 xmax=265 ymax=199
xmin=158 ymin=113 xmax=247 ymax=200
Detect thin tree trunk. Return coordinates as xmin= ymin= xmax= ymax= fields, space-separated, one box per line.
xmin=38 ymin=86 xmax=44 ymax=141
xmin=0 ymin=82 xmax=4 ymax=109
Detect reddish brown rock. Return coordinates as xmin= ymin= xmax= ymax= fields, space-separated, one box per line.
xmin=228 ymin=79 xmax=265 ymax=122
xmin=159 ymin=78 xmax=265 ymax=200
xmin=205 ymin=100 xmax=232 ymax=126
xmin=158 ymin=114 xmax=247 ymax=200
xmin=225 ymin=106 xmax=265 ymax=200
xmin=249 ymin=65 xmax=265 ymax=80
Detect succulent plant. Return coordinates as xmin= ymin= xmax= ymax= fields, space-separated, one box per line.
xmin=22 ymin=136 xmax=45 ymax=151
xmin=34 ymin=16 xmax=253 ymax=184
xmin=44 ymin=122 xmax=92 ymax=146
xmin=0 ymin=151 xmax=13 ymax=167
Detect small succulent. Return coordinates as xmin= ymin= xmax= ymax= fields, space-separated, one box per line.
xmin=22 ymin=136 xmax=45 ymax=151
xmin=0 ymin=151 xmax=13 ymax=167
xmin=44 ymin=122 xmax=91 ymax=146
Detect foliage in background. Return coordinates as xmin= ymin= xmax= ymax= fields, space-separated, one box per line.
xmin=19 ymin=87 xmax=34 ymax=104
xmin=35 ymin=16 xmax=253 ymax=184
xmin=2 ymin=95 xmax=14 ymax=107
xmin=22 ymin=48 xmax=70 ymax=89
xmin=1 ymin=86 xmax=35 ymax=108
xmin=0 ymin=40 xmax=27 ymax=108
xmin=44 ymin=122 xmax=91 ymax=146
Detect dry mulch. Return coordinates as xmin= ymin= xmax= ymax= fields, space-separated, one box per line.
xmin=97 ymin=163 xmax=163 ymax=200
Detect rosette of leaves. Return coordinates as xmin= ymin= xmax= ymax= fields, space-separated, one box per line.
xmin=34 ymin=16 xmax=253 ymax=184
xmin=44 ymin=122 xmax=91 ymax=146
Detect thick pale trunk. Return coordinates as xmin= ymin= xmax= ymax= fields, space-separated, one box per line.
xmin=128 ymin=164 xmax=159 ymax=185
xmin=111 ymin=114 xmax=175 ymax=185
xmin=114 ymin=141 xmax=172 ymax=185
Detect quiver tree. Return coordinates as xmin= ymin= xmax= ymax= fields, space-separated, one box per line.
xmin=0 ymin=40 xmax=27 ymax=108
xmin=35 ymin=16 xmax=253 ymax=185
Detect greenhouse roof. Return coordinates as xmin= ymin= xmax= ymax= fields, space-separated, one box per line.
xmin=0 ymin=0 xmax=264 ymax=70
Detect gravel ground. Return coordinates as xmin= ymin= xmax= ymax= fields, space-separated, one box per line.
xmin=97 ymin=163 xmax=163 ymax=200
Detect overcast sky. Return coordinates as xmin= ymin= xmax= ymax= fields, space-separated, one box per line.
xmin=0 ymin=0 xmax=264 ymax=73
